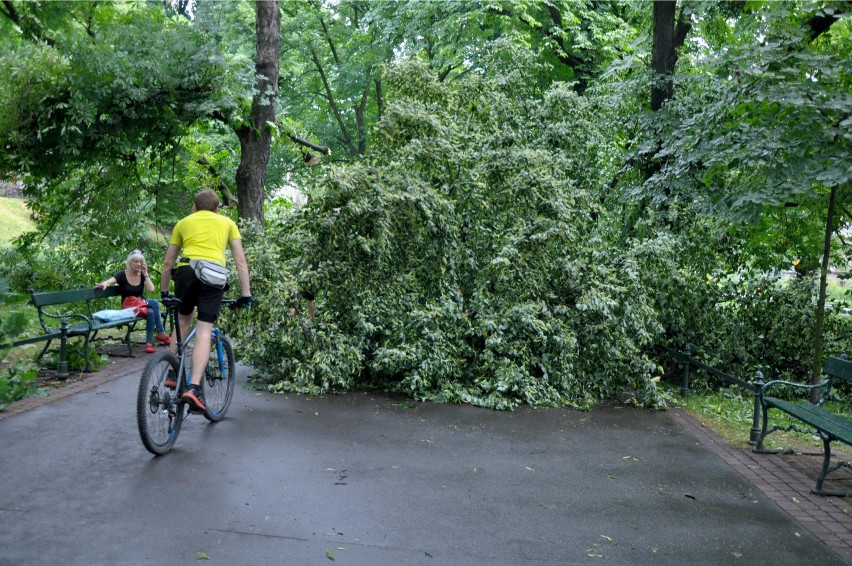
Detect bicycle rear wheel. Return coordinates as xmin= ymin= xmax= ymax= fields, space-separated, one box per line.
xmin=203 ymin=334 xmax=235 ymax=422
xmin=137 ymin=350 xmax=183 ymax=455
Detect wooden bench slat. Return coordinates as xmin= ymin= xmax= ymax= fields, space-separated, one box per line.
xmin=765 ymin=397 xmax=852 ymax=445
xmin=822 ymin=356 xmax=852 ymax=384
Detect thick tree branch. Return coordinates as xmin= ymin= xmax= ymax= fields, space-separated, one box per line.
xmin=289 ymin=134 xmax=331 ymax=155
xmin=310 ymin=45 xmax=357 ymax=155
xmin=355 ymin=84 xmax=369 ymax=155
xmin=375 ymin=78 xmax=384 ymax=119
xmin=0 ymin=0 xmax=55 ymax=45
xmin=673 ymin=7 xmax=691 ymax=49
xmin=0 ymin=0 xmax=17 ymax=23
xmin=196 ymin=157 xmax=238 ymax=206
xmin=317 ymin=14 xmax=340 ymax=65
xmin=437 ymin=63 xmax=460 ymax=82
xmin=806 ymin=3 xmax=848 ymax=40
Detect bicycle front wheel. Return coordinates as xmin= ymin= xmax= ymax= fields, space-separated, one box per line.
xmin=203 ymin=334 xmax=235 ymax=422
xmin=137 ymin=350 xmax=183 ymax=455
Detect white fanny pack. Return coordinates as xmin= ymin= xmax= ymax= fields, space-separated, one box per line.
xmin=189 ymin=259 xmax=229 ymax=288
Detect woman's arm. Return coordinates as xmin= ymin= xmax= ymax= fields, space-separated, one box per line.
xmin=95 ymin=276 xmax=117 ymax=291
xmin=141 ymin=260 xmax=155 ymax=293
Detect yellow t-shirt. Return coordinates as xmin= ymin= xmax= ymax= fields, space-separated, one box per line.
xmin=170 ymin=210 xmax=241 ymax=266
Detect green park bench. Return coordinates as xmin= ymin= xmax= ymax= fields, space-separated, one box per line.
xmin=12 ymin=287 xmax=146 ymax=379
xmin=754 ymin=355 xmax=852 ymax=497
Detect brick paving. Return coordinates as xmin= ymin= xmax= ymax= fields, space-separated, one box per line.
xmin=673 ymin=409 xmax=852 ymax=564
xmin=3 ymin=352 xmax=850 ymax=563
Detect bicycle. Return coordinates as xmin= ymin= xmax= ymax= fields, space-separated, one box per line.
xmin=136 ymin=297 xmax=237 ymax=455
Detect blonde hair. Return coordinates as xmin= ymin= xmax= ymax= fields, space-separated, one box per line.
xmin=126 ymin=249 xmax=144 ymax=269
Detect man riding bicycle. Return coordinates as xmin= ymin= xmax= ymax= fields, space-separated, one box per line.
xmin=160 ymin=189 xmax=252 ymax=412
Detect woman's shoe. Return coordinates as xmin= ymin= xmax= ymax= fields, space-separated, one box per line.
xmin=155 ymin=332 xmax=171 ymax=345
xmin=145 ymin=343 xmax=156 ymax=353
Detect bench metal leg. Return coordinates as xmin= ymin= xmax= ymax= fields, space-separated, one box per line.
xmin=753 ymin=406 xmax=795 ymax=455
xmin=56 ymin=318 xmax=69 ymax=380
xmin=753 ymin=404 xmax=775 ymax=453
xmin=123 ymin=325 xmax=135 ymax=357
xmin=811 ymin=436 xmax=852 ymax=497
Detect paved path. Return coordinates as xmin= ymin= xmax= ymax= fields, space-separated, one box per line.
xmin=1 ymin=349 xmax=850 ymax=565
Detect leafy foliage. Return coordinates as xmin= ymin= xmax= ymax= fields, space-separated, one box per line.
xmin=0 ymin=301 xmax=38 ymax=409
xmin=230 ymin=54 xmax=673 ymax=409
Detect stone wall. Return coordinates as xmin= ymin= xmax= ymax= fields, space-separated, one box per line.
xmin=0 ymin=180 xmax=24 ymax=198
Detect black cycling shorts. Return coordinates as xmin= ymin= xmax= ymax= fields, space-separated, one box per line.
xmin=173 ymin=265 xmax=225 ymax=324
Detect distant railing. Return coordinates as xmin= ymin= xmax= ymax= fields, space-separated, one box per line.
xmin=662 ymin=345 xmax=765 ymax=445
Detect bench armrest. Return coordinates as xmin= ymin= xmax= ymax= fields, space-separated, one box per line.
xmin=41 ymin=311 xmax=93 ymax=331
xmin=759 ymin=378 xmax=831 ymax=405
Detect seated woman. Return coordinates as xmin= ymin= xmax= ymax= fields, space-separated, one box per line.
xmin=95 ymin=249 xmax=170 ymax=353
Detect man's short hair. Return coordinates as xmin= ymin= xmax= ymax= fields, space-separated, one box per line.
xmin=195 ymin=190 xmax=219 ymax=212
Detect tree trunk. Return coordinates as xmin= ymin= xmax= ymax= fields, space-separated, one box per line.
xmin=642 ymin=0 xmax=691 ymax=188
xmin=235 ymin=0 xmax=280 ymax=224
xmin=651 ymin=1 xmax=676 ymax=111
xmin=810 ymin=185 xmax=837 ymax=403
xmin=375 ymin=78 xmax=384 ymax=120
xmin=355 ymin=84 xmax=369 ymax=155
xmin=650 ymin=1 xmax=691 ymax=111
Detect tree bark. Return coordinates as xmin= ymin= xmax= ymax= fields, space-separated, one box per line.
xmin=355 ymin=84 xmax=369 ymax=155
xmin=375 ymin=78 xmax=384 ymax=120
xmin=806 ymin=4 xmax=848 ymax=40
xmin=650 ymin=1 xmax=690 ymax=111
xmin=234 ymin=0 xmax=280 ymax=224
xmin=643 ymin=0 xmax=691 ymax=185
xmin=810 ymin=185 xmax=837 ymax=402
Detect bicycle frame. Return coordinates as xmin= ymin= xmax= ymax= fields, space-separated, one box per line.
xmin=165 ymin=298 xmax=229 ymax=390
xmin=175 ymin=327 xmax=227 ymax=388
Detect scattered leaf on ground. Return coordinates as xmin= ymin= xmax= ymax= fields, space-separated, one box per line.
xmin=197 ymin=552 xmax=209 ymax=560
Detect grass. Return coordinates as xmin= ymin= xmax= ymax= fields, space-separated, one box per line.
xmin=0 ymin=197 xmax=35 ymax=248
xmin=661 ymin=381 xmax=852 ymax=454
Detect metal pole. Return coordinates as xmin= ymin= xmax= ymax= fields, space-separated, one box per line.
xmin=749 ymin=371 xmax=764 ymax=445
xmin=680 ymin=345 xmax=691 ymax=397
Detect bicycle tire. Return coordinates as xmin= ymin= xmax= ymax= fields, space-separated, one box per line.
xmin=137 ymin=349 xmax=183 ymax=455
xmin=203 ymin=334 xmax=235 ymax=422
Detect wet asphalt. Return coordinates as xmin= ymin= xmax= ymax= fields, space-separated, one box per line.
xmin=0 ymin=363 xmax=846 ymax=565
